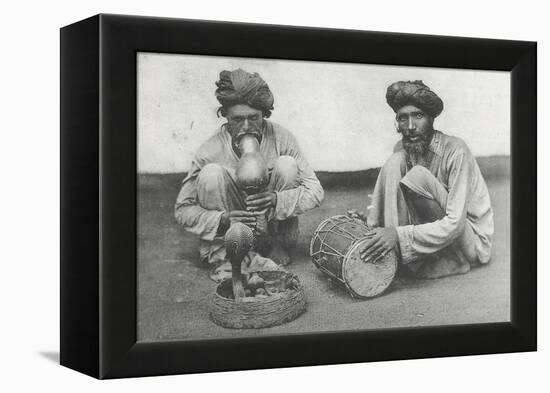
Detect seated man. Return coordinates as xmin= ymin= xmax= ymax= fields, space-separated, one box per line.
xmin=361 ymin=80 xmax=494 ymax=279
xmin=175 ymin=68 xmax=324 ymax=275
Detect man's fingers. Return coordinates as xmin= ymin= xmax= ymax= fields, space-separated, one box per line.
xmin=247 ymin=192 xmax=270 ymax=198
xmin=246 ymin=196 xmax=271 ymax=207
xmin=359 ymin=242 xmax=375 ymax=259
xmin=234 ymin=221 xmax=256 ymax=230
xmin=363 ymin=228 xmax=379 ymax=239
xmin=229 ymin=210 xmax=255 ymax=217
xmin=373 ymin=249 xmax=390 ymax=263
xmin=365 ymin=241 xmax=384 ymax=259
xmin=369 ymin=245 xmax=387 ymax=262
xmin=245 ymin=193 xmax=270 ymax=202
xmin=230 ymin=215 xmax=256 ymax=223
xmin=250 ymin=209 xmax=268 ymax=216
xmin=358 ymin=229 xmax=381 ymax=256
xmin=361 ymin=238 xmax=384 ymax=261
xmin=360 ymin=233 xmax=381 ymax=253
xmin=359 ymin=237 xmax=376 ymax=254
xmin=246 ymin=201 xmax=271 ymax=211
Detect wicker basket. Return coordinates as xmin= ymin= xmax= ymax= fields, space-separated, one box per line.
xmin=210 ymin=271 xmax=307 ymax=329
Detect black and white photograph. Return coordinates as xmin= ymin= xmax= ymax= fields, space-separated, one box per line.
xmin=137 ymin=53 xmax=510 ymax=341
xmin=2 ymin=0 xmax=545 ymax=390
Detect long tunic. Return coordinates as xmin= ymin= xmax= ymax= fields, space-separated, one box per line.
xmin=367 ymin=130 xmax=494 ymax=264
xmin=174 ymin=120 xmax=324 ymax=244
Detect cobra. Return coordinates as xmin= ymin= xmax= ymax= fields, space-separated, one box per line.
xmin=224 ymin=222 xmax=254 ymax=299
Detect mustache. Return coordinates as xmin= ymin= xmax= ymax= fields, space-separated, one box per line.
xmin=235 ymin=131 xmax=261 ymax=143
xmin=402 ymin=134 xmax=430 ymax=144
xmin=227 ymin=123 xmax=261 ymax=136
xmin=236 ymin=130 xmax=261 ymax=138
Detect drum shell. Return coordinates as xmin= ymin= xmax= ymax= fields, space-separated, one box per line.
xmin=310 ymin=215 xmax=368 ymax=281
xmin=310 ymin=215 xmax=397 ymax=298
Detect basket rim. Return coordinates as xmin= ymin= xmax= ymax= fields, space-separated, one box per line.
xmin=213 ymin=271 xmax=304 ymax=303
xmin=209 ymin=275 xmax=307 ymax=329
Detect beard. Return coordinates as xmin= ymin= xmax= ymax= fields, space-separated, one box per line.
xmin=402 ymin=131 xmax=433 ymax=167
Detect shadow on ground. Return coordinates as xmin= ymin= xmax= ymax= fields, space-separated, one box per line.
xmin=38 ymin=351 xmax=60 ymax=364
xmin=137 ymin=156 xmax=510 ymax=341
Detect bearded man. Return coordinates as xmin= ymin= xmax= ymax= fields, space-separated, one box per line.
xmin=361 ymin=80 xmax=494 ymax=279
xmin=175 ymin=69 xmax=324 ymax=276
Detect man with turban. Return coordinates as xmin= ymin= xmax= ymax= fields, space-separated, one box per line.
xmin=174 ymin=69 xmax=324 ymax=278
xmin=360 ymin=80 xmax=494 ymax=279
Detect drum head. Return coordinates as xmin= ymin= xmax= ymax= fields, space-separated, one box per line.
xmin=343 ymin=238 xmax=398 ymax=298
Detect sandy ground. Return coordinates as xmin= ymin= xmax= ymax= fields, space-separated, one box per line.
xmin=137 ymin=157 xmax=510 ymax=341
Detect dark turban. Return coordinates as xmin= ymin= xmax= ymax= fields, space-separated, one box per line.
xmin=215 ymin=69 xmax=274 ymax=114
xmin=386 ymin=80 xmax=444 ymax=118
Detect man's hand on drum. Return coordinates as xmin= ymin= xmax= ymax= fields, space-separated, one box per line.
xmin=359 ymin=227 xmax=398 ymax=263
xmin=245 ymin=191 xmax=277 ymax=213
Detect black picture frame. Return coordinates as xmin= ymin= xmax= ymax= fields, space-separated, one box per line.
xmin=60 ymin=14 xmax=536 ymax=379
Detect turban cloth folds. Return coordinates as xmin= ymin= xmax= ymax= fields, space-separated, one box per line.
xmin=386 ymin=80 xmax=444 ymax=118
xmin=215 ymin=69 xmax=274 ymax=112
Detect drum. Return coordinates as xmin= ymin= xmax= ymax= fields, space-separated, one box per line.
xmin=310 ymin=215 xmax=397 ymax=298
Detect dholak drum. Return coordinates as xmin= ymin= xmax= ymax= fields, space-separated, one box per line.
xmin=310 ymin=215 xmax=397 ymax=298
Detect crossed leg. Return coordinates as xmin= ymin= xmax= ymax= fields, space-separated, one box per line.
xmin=399 ymin=165 xmax=478 ymax=279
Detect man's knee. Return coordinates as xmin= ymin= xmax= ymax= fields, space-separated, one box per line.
xmin=197 ymin=163 xmax=227 ymax=193
xmin=400 ymin=165 xmax=447 ymax=221
xmin=400 ymin=165 xmax=434 ymax=191
xmin=272 ymin=156 xmax=299 ymax=184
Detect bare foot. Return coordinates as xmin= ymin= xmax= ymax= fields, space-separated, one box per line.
xmin=415 ymin=255 xmax=470 ymax=279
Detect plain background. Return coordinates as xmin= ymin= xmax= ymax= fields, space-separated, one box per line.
xmin=137 ymin=53 xmax=510 ymax=172
xmin=0 ymin=0 xmax=546 ymax=390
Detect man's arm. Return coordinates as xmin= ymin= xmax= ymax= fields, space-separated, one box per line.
xmin=367 ymin=151 xmax=408 ymax=229
xmin=174 ymin=158 xmax=225 ymax=241
xmin=272 ymin=132 xmax=324 ymax=220
xmin=362 ymin=153 xmax=405 ymax=262
xmin=366 ymin=166 xmax=386 ymax=228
